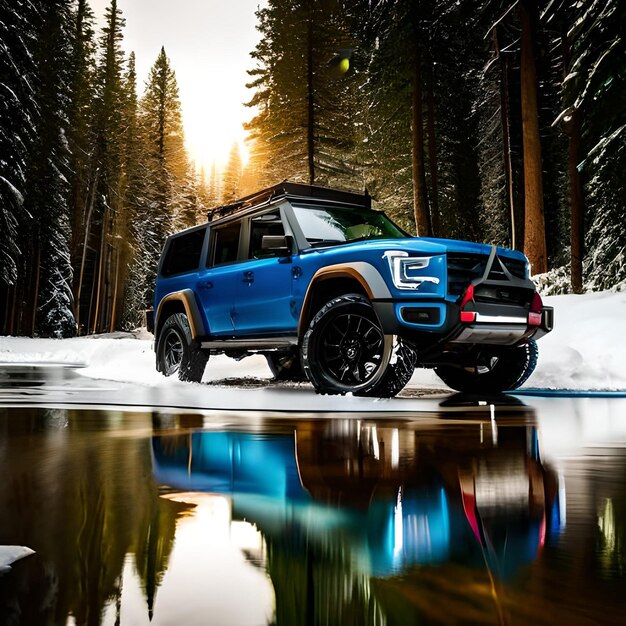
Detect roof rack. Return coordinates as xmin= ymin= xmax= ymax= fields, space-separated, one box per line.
xmin=207 ymin=181 xmax=371 ymax=222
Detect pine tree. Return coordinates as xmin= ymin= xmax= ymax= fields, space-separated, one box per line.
xmin=27 ymin=0 xmax=77 ymax=337
xmin=0 ymin=0 xmax=38 ymax=333
xmin=75 ymin=0 xmax=126 ymax=334
xmin=355 ymin=0 xmax=485 ymax=238
xmin=519 ymin=0 xmax=547 ymax=274
xmin=570 ymin=0 xmax=626 ymax=290
xmin=124 ymin=47 xmax=193 ymax=327
xmin=480 ymin=23 xmax=519 ymax=250
xmin=110 ymin=51 xmax=142 ymax=330
xmin=67 ymin=0 xmax=97 ymax=283
xmin=222 ymin=142 xmax=243 ymax=202
xmin=245 ymin=0 xmax=362 ymax=189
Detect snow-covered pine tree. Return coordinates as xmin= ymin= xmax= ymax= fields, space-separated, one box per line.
xmin=196 ymin=165 xmax=212 ymax=221
xmin=75 ymin=0 xmax=126 ymax=334
xmin=109 ymin=51 xmax=141 ymax=331
xmin=559 ymin=0 xmax=626 ymax=291
xmin=26 ymin=0 xmax=77 ymax=338
xmin=0 ymin=0 xmax=38 ymax=333
xmin=222 ymin=142 xmax=243 ymax=203
xmin=353 ymin=0 xmax=485 ymax=238
xmin=477 ymin=24 xmax=513 ymax=249
xmin=347 ymin=0 xmax=414 ymax=231
xmin=67 ymin=0 xmax=97 ymax=289
xmin=123 ymin=47 xmax=193 ymax=327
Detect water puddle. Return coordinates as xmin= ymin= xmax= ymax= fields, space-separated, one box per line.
xmin=1 ymin=401 xmax=625 ymax=624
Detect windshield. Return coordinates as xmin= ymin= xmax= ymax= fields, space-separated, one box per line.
xmin=292 ymin=204 xmax=406 ymax=246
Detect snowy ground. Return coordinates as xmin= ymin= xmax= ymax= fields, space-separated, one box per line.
xmin=1 ymin=291 xmax=625 ymax=392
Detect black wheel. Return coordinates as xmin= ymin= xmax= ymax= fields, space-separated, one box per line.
xmin=434 ymin=339 xmax=538 ymax=393
xmin=301 ymin=294 xmax=416 ymax=397
xmin=266 ymin=352 xmax=307 ymax=382
xmin=156 ymin=313 xmax=209 ymax=383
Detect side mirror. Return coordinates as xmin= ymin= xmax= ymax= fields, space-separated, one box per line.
xmin=261 ymin=235 xmax=293 ymax=256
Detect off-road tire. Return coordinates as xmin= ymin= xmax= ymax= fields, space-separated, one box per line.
xmin=266 ymin=352 xmax=307 ymax=382
xmin=434 ymin=339 xmax=538 ymax=393
xmin=301 ymin=294 xmax=415 ymax=397
xmin=365 ymin=338 xmax=418 ymax=398
xmin=156 ymin=312 xmax=209 ymax=383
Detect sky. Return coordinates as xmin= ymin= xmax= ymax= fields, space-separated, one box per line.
xmin=90 ymin=0 xmax=265 ymax=171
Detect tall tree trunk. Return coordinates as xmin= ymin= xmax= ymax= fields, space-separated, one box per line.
xmin=76 ymin=168 xmax=99 ymax=334
xmin=520 ymin=0 xmax=547 ymax=273
xmin=110 ymin=243 xmax=121 ymax=332
xmin=306 ymin=11 xmax=315 ymax=185
xmin=567 ymin=108 xmax=584 ymax=293
xmin=561 ymin=33 xmax=584 ymax=294
xmin=411 ymin=47 xmax=432 ymax=237
xmin=10 ymin=286 xmax=17 ymax=335
xmin=20 ymin=231 xmax=38 ymax=335
xmin=494 ymin=28 xmax=518 ymax=250
xmin=69 ymin=0 xmax=89 ymax=272
xmin=93 ymin=207 xmax=108 ymax=333
xmin=31 ymin=247 xmax=40 ymax=336
xmin=425 ymin=53 xmax=439 ymax=237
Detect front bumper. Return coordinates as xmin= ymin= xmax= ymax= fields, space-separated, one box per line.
xmin=373 ymin=300 xmax=553 ymax=347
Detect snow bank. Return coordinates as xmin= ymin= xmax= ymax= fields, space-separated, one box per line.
xmin=1 ymin=291 xmax=625 ymax=391
xmin=526 ymin=291 xmax=626 ymax=390
xmin=0 ymin=332 xmax=272 ymax=387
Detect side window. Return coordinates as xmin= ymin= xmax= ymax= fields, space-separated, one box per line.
xmin=248 ymin=213 xmax=286 ymax=259
xmin=161 ymin=227 xmax=206 ymax=277
xmin=210 ymin=221 xmax=242 ymax=266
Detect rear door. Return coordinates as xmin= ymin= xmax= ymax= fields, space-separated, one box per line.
xmin=196 ymin=220 xmax=243 ymax=336
xmin=233 ymin=208 xmax=297 ymax=336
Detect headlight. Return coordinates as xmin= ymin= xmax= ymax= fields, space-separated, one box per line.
xmin=383 ymin=251 xmax=440 ymax=290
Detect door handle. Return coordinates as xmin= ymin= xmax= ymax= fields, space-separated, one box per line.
xmin=198 ymin=280 xmax=213 ymax=289
xmin=242 ymin=271 xmax=254 ymax=284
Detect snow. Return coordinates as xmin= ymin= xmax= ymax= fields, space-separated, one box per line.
xmin=0 ymin=545 xmax=35 ymax=573
xmin=526 ymin=291 xmax=626 ymax=390
xmin=0 ymin=291 xmax=625 ymax=392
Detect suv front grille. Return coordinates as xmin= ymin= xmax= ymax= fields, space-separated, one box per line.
xmin=474 ymin=285 xmax=531 ymax=306
xmin=447 ymin=252 xmax=529 ymax=301
xmin=447 ymin=253 xmax=487 ymax=296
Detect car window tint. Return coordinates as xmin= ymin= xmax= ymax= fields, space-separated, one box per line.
xmin=162 ymin=228 xmax=206 ymax=276
xmin=249 ymin=213 xmax=285 ymax=259
xmin=211 ymin=221 xmax=242 ymax=266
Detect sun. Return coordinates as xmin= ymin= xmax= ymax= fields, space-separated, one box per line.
xmin=182 ymin=95 xmax=251 ymax=173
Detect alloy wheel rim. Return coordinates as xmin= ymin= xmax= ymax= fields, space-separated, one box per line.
xmin=319 ymin=312 xmax=384 ymax=386
xmin=163 ymin=330 xmax=184 ymax=376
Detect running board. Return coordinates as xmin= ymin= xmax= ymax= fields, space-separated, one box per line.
xmin=200 ymin=336 xmax=298 ymax=350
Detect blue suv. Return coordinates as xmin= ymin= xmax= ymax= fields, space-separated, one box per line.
xmin=153 ymin=183 xmax=553 ymax=397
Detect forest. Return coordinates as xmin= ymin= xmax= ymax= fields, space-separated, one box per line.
xmin=0 ymin=0 xmax=624 ymax=338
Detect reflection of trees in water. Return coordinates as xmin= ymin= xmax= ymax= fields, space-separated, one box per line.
xmin=0 ymin=408 xmax=187 ymax=625
xmin=266 ymin=534 xmax=385 ymax=626
xmin=593 ymin=458 xmax=626 ymax=579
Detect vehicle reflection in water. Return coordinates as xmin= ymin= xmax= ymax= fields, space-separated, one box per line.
xmin=3 ymin=399 xmax=626 ymax=625
xmin=150 ymin=402 xmax=564 ymax=623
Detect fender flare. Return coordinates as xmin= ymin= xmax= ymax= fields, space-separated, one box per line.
xmin=298 ymin=262 xmax=391 ymax=336
xmin=154 ymin=290 xmax=206 ymax=340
